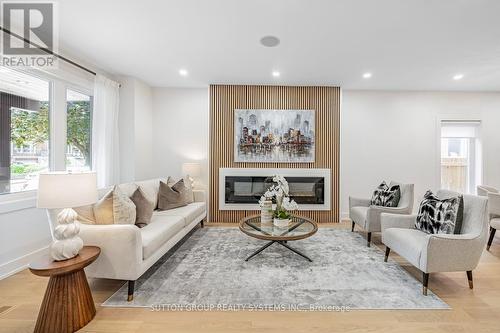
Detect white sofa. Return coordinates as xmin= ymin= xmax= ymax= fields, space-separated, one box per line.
xmin=47 ymin=178 xmax=206 ymax=301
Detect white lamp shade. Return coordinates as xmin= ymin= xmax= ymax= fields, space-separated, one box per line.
xmin=182 ymin=163 xmax=201 ymax=178
xmin=37 ymin=172 xmax=98 ymax=209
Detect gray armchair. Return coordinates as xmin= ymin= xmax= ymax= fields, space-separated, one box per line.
xmin=381 ymin=190 xmax=489 ymax=295
xmin=477 ymin=185 xmax=498 ymax=197
xmin=349 ymin=182 xmax=414 ymax=246
xmin=486 ymin=192 xmax=500 ymax=250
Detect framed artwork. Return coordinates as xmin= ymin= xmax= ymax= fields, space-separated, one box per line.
xmin=234 ymin=109 xmax=315 ymax=163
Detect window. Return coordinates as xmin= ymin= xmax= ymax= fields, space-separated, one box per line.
xmin=0 ymin=68 xmax=50 ymax=194
xmin=0 ymin=68 xmax=94 ymax=195
xmin=66 ymin=89 xmax=92 ymax=171
xmin=440 ymin=121 xmax=482 ymax=194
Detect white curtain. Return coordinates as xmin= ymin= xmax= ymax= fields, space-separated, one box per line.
xmin=92 ymin=74 xmax=120 ymax=188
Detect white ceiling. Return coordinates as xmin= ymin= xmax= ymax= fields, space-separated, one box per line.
xmin=58 ymin=0 xmax=500 ymax=90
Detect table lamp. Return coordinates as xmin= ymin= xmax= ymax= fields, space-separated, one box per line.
xmin=181 ymin=162 xmax=201 ymax=188
xmin=37 ymin=172 xmax=98 ymax=261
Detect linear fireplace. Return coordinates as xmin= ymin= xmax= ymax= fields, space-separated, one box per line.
xmin=219 ymin=168 xmax=331 ymax=211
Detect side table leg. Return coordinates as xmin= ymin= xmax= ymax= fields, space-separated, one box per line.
xmin=34 ymin=269 xmax=96 ymax=333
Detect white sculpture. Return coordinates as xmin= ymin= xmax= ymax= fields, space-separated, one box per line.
xmin=50 ymin=208 xmax=84 ymax=261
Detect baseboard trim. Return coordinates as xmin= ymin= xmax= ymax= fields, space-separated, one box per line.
xmin=0 ymin=246 xmax=49 ymax=280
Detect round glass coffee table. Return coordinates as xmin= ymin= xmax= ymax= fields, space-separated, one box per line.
xmin=239 ymin=214 xmax=318 ymax=262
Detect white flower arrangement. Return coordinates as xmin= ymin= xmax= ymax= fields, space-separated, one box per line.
xmin=259 ymin=175 xmax=298 ymax=220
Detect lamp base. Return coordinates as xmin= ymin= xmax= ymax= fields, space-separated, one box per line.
xmin=51 ymin=208 xmax=83 ymax=261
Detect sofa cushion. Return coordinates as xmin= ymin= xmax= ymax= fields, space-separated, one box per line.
xmin=383 ymin=228 xmax=429 ymax=268
xmin=141 ymin=214 xmax=185 ymax=259
xmin=155 ymin=202 xmax=206 ymax=227
xmin=350 ymin=206 xmax=369 ymax=228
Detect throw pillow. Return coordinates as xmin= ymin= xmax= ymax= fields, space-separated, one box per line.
xmin=73 ymin=205 xmax=96 ymax=224
xmin=130 ymin=187 xmax=154 ymax=228
xmin=415 ymin=190 xmax=463 ymax=234
xmin=158 ymin=179 xmax=190 ymax=210
xmin=93 ymin=190 xmax=114 ymax=225
xmin=113 ymin=186 xmax=137 ymax=224
xmin=167 ymin=176 xmax=194 ymax=204
xmin=370 ymin=181 xmax=401 ymax=207
xmin=94 ymin=186 xmax=136 ymax=225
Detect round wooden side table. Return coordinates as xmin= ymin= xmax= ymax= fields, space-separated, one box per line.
xmin=29 ymin=246 xmax=101 ymax=333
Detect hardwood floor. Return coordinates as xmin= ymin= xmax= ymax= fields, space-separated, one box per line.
xmin=1 ymin=222 xmax=500 ymax=333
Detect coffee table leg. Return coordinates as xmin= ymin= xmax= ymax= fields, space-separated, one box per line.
xmin=245 ymin=241 xmax=275 ymax=261
xmin=277 ymin=241 xmax=313 ymax=262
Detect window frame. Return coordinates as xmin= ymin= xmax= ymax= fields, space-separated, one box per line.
xmin=65 ymin=86 xmax=94 ymax=172
xmin=437 ymin=118 xmax=482 ymax=194
xmin=0 ymin=67 xmax=94 ymax=200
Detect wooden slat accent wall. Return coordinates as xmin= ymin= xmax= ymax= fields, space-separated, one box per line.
xmin=209 ymin=85 xmax=340 ymax=223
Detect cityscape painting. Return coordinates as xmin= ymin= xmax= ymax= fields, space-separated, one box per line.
xmin=234 ymin=109 xmax=315 ymax=163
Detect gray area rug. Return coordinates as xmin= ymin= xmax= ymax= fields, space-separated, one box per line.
xmin=102 ymin=228 xmax=449 ymax=310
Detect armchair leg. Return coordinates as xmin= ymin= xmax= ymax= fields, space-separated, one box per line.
xmin=384 ymin=246 xmax=390 ymax=262
xmin=351 ymin=221 xmax=355 ymax=232
xmin=466 ymin=271 xmax=473 ymax=289
xmin=487 ymin=227 xmax=496 ymax=251
xmin=127 ymin=280 xmax=135 ymax=302
xmin=367 ymin=232 xmax=372 ymax=247
xmin=200 ymin=218 xmax=205 ymax=228
xmin=422 ymin=273 xmax=429 ymax=296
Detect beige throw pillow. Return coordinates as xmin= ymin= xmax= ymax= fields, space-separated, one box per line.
xmin=94 ymin=186 xmax=136 ymax=225
xmin=73 ymin=205 xmax=96 ymax=224
xmin=130 ymin=187 xmax=154 ymax=228
xmin=158 ymin=179 xmax=190 ymax=210
xmin=167 ymin=176 xmax=194 ymax=204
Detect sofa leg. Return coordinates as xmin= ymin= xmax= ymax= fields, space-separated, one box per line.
xmin=367 ymin=232 xmax=372 ymax=247
xmin=466 ymin=271 xmax=473 ymax=289
xmin=384 ymin=246 xmax=390 ymax=262
xmin=351 ymin=221 xmax=355 ymax=232
xmin=422 ymin=273 xmax=429 ymax=296
xmin=487 ymin=227 xmax=496 ymax=251
xmin=127 ymin=280 xmax=135 ymax=302
xmin=200 ymin=219 xmax=205 ymax=228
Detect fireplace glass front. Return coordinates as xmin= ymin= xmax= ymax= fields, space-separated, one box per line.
xmin=225 ymin=176 xmax=324 ymax=205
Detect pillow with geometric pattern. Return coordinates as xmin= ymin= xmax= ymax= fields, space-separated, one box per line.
xmin=415 ymin=190 xmax=463 ymax=234
xmin=370 ymin=181 xmax=401 ymax=207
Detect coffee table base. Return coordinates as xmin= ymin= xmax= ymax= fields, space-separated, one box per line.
xmin=245 ymin=241 xmax=312 ymax=262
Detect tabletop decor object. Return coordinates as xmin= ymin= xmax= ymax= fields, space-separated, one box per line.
xmin=259 ymin=175 xmax=299 ymax=228
xmin=37 ymin=172 xmax=98 ymax=261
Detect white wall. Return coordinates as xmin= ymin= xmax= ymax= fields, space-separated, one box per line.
xmin=117 ymin=76 xmax=154 ymax=182
xmin=152 ymin=88 xmax=209 ymax=188
xmin=0 ymin=196 xmax=52 ymax=279
xmin=341 ymin=90 xmax=500 ymax=217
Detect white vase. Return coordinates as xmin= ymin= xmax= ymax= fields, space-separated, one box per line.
xmin=273 ymin=217 xmax=290 ymax=228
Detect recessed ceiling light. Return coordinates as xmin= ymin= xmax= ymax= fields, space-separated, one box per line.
xmin=260 ymin=36 xmax=280 ymax=47
xmin=272 ymin=71 xmax=280 ymax=78
xmin=453 ymin=74 xmax=464 ymax=80
xmin=179 ymin=69 xmax=188 ymax=76
xmin=362 ymin=72 xmax=372 ymax=79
